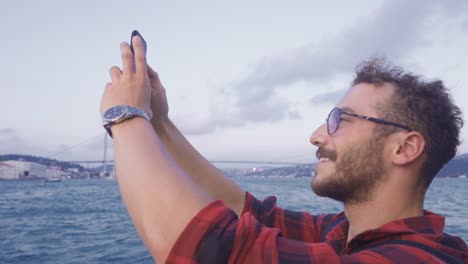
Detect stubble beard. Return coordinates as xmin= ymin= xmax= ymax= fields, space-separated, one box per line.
xmin=311 ymin=135 xmax=385 ymax=204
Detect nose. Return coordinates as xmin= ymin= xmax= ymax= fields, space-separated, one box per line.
xmin=310 ymin=122 xmax=328 ymax=147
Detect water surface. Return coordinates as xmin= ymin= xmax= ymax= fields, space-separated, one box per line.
xmin=1 ymin=178 xmax=466 ymax=263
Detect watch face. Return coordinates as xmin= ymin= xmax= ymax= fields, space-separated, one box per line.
xmin=104 ymin=106 xmax=126 ymax=120
xmin=102 ymin=105 xmax=149 ymax=133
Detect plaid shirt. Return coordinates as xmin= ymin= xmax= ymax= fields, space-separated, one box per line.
xmin=167 ymin=192 xmax=468 ymax=263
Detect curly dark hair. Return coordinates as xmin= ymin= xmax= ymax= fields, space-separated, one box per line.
xmin=352 ymin=58 xmax=464 ymax=188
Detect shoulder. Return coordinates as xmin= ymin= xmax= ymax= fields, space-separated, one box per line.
xmin=357 ymin=238 xmax=467 ymax=264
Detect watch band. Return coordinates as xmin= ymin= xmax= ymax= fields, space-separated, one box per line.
xmin=102 ymin=105 xmax=150 ymax=138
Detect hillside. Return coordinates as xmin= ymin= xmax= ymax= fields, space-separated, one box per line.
xmin=1 ymin=153 xmax=467 ymax=178
xmin=0 ymin=154 xmax=85 ymax=172
xmin=436 ymin=154 xmax=468 ymax=178
xmin=231 ymin=154 xmax=468 ymax=178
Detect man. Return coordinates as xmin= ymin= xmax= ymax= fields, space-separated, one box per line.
xmin=100 ymin=35 xmax=468 ymax=263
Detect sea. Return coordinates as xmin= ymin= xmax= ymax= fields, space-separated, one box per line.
xmin=1 ymin=177 xmax=467 ymax=263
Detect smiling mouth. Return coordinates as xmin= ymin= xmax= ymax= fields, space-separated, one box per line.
xmin=316 ymin=147 xmax=337 ymax=163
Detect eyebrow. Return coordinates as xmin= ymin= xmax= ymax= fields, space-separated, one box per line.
xmin=340 ymin=106 xmax=356 ymax=113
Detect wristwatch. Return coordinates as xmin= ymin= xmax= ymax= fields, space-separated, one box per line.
xmin=102 ymin=105 xmax=150 ymax=138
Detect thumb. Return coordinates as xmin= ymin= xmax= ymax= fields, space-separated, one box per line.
xmin=147 ymin=64 xmax=159 ymax=80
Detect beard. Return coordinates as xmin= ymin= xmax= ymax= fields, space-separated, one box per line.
xmin=311 ymin=134 xmax=385 ymax=204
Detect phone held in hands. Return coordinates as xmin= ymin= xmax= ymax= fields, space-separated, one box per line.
xmin=130 ymin=30 xmax=147 ymax=56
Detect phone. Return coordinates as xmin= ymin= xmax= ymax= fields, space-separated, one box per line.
xmin=130 ymin=30 xmax=147 ymax=56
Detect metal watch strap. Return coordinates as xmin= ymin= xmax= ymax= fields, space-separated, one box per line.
xmin=102 ymin=105 xmax=150 ymax=138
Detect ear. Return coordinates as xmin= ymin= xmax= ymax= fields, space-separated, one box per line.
xmin=392 ymin=131 xmax=426 ymax=166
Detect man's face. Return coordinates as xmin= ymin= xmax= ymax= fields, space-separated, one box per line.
xmin=312 ymin=132 xmax=385 ymax=203
xmin=310 ymin=83 xmax=393 ymax=204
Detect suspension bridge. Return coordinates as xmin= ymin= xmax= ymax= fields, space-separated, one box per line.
xmin=53 ymin=133 xmax=313 ymax=174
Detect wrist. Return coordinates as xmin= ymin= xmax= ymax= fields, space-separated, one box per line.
xmin=152 ymin=115 xmax=171 ymax=131
xmin=111 ymin=117 xmax=151 ymax=139
xmin=152 ymin=116 xmax=177 ymax=141
xmin=102 ymin=105 xmax=151 ymax=138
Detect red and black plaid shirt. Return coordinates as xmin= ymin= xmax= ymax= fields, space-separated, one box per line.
xmin=167 ymin=192 xmax=468 ymax=263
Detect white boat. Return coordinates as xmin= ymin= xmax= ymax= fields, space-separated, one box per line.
xmin=44 ymin=177 xmax=62 ymax=182
xmin=45 ymin=165 xmax=63 ymax=182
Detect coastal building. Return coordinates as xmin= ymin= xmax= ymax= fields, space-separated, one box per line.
xmin=0 ymin=162 xmax=19 ymax=180
xmin=2 ymin=160 xmax=47 ymax=179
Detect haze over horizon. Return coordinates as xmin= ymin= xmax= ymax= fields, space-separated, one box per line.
xmin=1 ymin=0 xmax=468 ymax=163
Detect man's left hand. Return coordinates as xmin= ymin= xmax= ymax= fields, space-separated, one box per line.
xmin=100 ymin=35 xmax=153 ymax=120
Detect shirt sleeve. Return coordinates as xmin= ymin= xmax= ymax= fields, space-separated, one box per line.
xmin=241 ymin=192 xmax=336 ymax=243
xmin=167 ymin=200 xmax=397 ymax=264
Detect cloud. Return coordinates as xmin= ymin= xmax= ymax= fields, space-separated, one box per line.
xmin=462 ymin=19 xmax=468 ymax=32
xmin=46 ymin=135 xmax=109 ymax=157
xmin=288 ymin=110 xmax=302 ymax=120
xmin=309 ymin=89 xmax=347 ymax=105
xmin=231 ymin=0 xmax=434 ymax=99
xmin=177 ymin=94 xmax=296 ymax=134
xmin=0 ymin=128 xmax=16 ymax=137
xmin=0 ymin=128 xmax=46 ymax=155
xmin=180 ymin=0 xmax=468 ymax=135
xmin=435 ymin=0 xmax=468 ymax=17
xmin=237 ymin=96 xmax=290 ymax=122
xmin=176 ymin=114 xmax=219 ymax=135
xmin=83 ymin=135 xmax=113 ymax=152
xmin=0 ymin=128 xmax=26 ymax=153
xmin=0 ymin=128 xmax=110 ymax=161
xmin=35 ymin=134 xmax=114 ymax=162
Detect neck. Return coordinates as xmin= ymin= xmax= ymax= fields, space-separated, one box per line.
xmin=343 ymin=180 xmax=424 ymax=243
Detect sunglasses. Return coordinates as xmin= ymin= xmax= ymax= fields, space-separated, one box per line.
xmin=326 ymin=107 xmax=412 ymax=135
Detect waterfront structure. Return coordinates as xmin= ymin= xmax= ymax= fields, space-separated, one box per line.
xmin=2 ymin=160 xmax=47 ymax=179
xmin=0 ymin=162 xmax=19 ymax=180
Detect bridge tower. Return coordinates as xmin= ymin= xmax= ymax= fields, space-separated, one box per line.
xmin=103 ymin=133 xmax=108 ymax=175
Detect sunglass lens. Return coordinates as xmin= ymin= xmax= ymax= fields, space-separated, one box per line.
xmin=327 ymin=108 xmax=341 ymax=134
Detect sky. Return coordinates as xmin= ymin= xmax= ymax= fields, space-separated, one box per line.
xmin=1 ymin=0 xmax=468 ymax=164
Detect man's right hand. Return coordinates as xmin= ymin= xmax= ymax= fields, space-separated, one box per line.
xmin=147 ymin=65 xmax=169 ymax=124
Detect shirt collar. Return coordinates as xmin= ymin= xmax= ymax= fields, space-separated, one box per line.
xmin=327 ymin=210 xmax=445 ymax=245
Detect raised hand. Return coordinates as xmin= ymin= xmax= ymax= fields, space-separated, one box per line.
xmin=147 ymin=65 xmax=169 ymax=123
xmin=100 ymin=35 xmax=153 ymax=120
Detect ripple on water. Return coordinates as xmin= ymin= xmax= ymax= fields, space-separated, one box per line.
xmin=1 ymin=178 xmax=466 ymax=263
